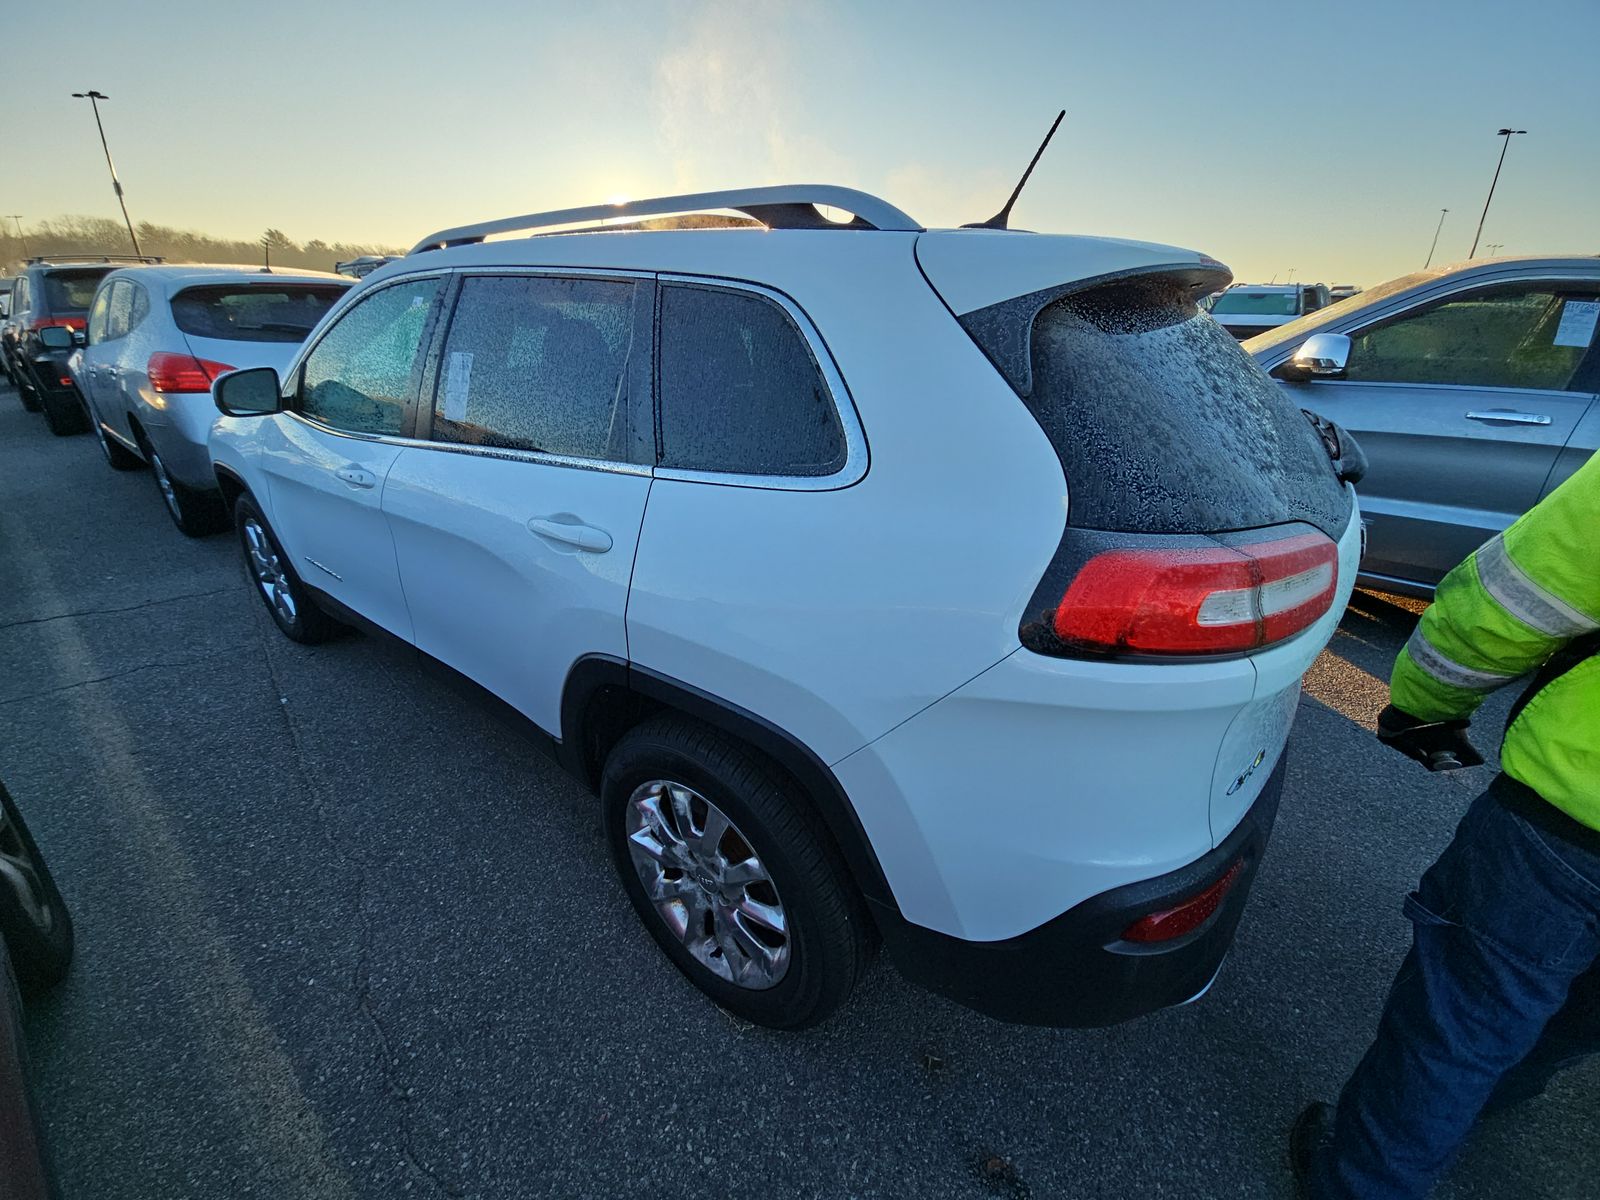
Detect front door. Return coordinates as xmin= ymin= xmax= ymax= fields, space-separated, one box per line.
xmin=256 ymin=274 xmax=445 ymax=640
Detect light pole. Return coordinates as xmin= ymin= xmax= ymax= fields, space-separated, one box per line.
xmin=71 ymin=90 xmax=142 ymax=257
xmin=1469 ymin=128 xmax=1525 ymax=259
xmin=1424 ymin=208 xmax=1449 ymax=269
xmin=5 ymin=215 xmax=25 ymax=258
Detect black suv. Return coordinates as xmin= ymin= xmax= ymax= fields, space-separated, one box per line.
xmin=6 ymin=256 xmax=161 ymax=435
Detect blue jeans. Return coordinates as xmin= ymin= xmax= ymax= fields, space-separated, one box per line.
xmin=1315 ymin=775 xmax=1600 ymax=1199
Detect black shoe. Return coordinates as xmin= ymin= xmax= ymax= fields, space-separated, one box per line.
xmin=1289 ymin=1102 xmax=1334 ymax=1199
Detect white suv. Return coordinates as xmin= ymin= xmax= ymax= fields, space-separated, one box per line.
xmin=209 ymin=186 xmax=1363 ymax=1030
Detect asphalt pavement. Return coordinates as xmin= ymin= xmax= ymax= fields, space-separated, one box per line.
xmin=2 ymin=378 xmax=1593 ymax=1199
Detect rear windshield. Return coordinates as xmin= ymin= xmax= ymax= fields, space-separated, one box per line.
xmin=984 ymin=276 xmax=1350 ymax=538
xmin=44 ymin=269 xmax=112 ymax=313
xmin=171 ymin=284 xmax=348 ymax=343
xmin=1210 ymin=290 xmax=1298 ymax=316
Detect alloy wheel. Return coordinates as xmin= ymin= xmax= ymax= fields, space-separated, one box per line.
xmin=242 ymin=516 xmax=298 ymax=627
xmin=624 ymin=780 xmax=791 ymax=989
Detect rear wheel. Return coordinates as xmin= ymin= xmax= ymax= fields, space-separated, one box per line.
xmin=146 ymin=442 xmax=228 ymax=536
xmin=95 ymin=418 xmax=144 ymax=471
xmin=602 ymin=716 xmax=873 ymax=1029
xmin=0 ymin=780 xmax=73 ymax=998
xmin=234 ymin=493 xmax=341 ymax=644
xmin=12 ymin=365 xmax=42 ymax=413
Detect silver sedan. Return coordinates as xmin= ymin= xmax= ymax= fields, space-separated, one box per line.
xmin=1248 ymin=256 xmax=1599 ymax=594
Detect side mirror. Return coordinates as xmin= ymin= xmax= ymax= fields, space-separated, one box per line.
xmin=36 ymin=325 xmax=75 ymax=351
xmin=1278 ymin=332 xmax=1352 ymax=382
xmin=73 ymin=329 xmax=87 ymax=347
xmin=214 ymin=366 xmax=283 ymax=417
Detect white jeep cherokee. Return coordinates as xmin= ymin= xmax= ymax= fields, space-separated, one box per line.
xmin=209 ymin=186 xmax=1363 ymax=1030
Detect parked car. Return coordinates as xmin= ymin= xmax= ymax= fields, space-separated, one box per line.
xmin=209 ymin=185 xmax=1361 ymax=1030
xmin=5 ymin=256 xmax=162 ymax=434
xmin=1249 ymin=256 xmax=1600 ymax=593
xmin=1209 ymin=282 xmax=1333 ymax=339
xmin=74 ymin=265 xmax=351 ymax=535
xmin=0 ymin=776 xmax=74 ymax=1200
xmin=1329 ymin=284 xmax=1362 ymax=303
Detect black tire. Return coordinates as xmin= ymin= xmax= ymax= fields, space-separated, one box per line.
xmin=40 ymin=389 xmax=88 ymax=436
xmin=14 ymin=371 xmax=42 ymax=413
xmin=94 ymin=418 xmax=145 ymax=471
xmin=144 ymin=441 xmax=228 ymax=536
xmin=602 ymin=716 xmax=874 ymax=1029
xmin=233 ymin=493 xmax=342 ymax=644
xmin=0 ymin=780 xmax=73 ymax=998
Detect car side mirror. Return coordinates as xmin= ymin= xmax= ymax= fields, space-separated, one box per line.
xmin=36 ymin=325 xmax=75 ymax=350
xmin=214 ymin=366 xmax=283 ymax=417
xmin=1278 ymin=333 xmax=1351 ymax=382
xmin=73 ymin=329 xmax=87 ymax=347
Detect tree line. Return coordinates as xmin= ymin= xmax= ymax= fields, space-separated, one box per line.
xmin=1 ymin=215 xmax=402 ymax=274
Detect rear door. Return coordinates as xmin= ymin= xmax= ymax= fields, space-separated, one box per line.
xmin=382 ymin=271 xmax=653 ymax=733
xmin=79 ymin=281 xmax=119 ymax=429
xmin=1282 ymin=281 xmax=1599 ymax=584
xmin=255 ymin=273 xmax=445 ymax=640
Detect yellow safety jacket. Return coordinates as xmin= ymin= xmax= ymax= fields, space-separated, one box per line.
xmin=1391 ymin=451 xmax=1600 ymax=829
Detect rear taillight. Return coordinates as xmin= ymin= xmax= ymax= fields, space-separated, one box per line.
xmin=1047 ymin=528 xmax=1338 ymax=657
xmin=147 ymin=351 xmax=234 ymax=394
xmin=28 ymin=316 xmax=86 ymax=333
xmin=1122 ymin=860 xmax=1243 ymax=944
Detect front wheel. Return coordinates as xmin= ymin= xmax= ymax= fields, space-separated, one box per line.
xmin=147 ymin=444 xmax=228 ymax=536
xmin=602 ymin=717 xmax=873 ymax=1029
xmin=233 ymin=494 xmax=342 ymax=644
xmin=0 ymin=780 xmax=73 ymax=998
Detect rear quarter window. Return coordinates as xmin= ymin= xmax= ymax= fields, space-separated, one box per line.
xmin=172 ymin=284 xmax=349 ymax=343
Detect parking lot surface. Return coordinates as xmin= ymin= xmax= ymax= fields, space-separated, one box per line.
xmin=2 ymin=379 xmax=1593 ymax=1199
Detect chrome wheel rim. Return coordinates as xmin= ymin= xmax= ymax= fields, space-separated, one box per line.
xmin=0 ymin=807 xmax=53 ymax=933
xmin=625 ymin=781 xmax=790 ymax=990
xmin=242 ymin=516 xmax=298 ymax=627
xmin=149 ymin=450 xmax=181 ymax=519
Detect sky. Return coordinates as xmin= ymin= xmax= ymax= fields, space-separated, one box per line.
xmin=5 ymin=0 xmax=1597 ymax=287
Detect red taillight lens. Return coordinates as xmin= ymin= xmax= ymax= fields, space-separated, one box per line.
xmin=1122 ymin=860 xmax=1243 ymax=944
xmin=1052 ymin=529 xmax=1338 ymax=656
xmin=147 ymin=352 xmax=235 ymax=394
xmin=29 ymin=316 xmax=86 ymax=332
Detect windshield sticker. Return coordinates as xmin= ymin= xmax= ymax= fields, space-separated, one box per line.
xmin=1553 ymin=299 xmax=1599 ymax=348
xmin=443 ymin=351 xmax=473 ymax=422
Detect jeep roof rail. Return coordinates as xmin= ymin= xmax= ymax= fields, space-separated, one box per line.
xmin=25 ymin=254 xmax=165 ymax=265
xmin=408 ymin=185 xmax=923 ymax=255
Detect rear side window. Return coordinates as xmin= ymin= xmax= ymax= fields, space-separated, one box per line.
xmin=44 ymin=270 xmax=110 ymax=313
xmin=657 ymin=284 xmax=846 ymax=477
xmin=300 ymin=277 xmax=441 ymax=436
xmin=1343 ymin=286 xmax=1600 ymax=392
xmin=431 ymin=275 xmax=641 ymax=461
xmin=973 ymin=276 xmax=1349 ymax=537
xmin=172 ymin=284 xmax=348 ymax=344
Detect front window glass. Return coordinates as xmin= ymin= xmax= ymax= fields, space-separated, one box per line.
xmin=172 ymin=284 xmax=349 ymax=343
xmin=105 ymin=281 xmax=134 ymax=340
xmin=87 ymin=285 xmax=113 ymax=344
xmin=300 ymin=277 xmax=441 ymax=435
xmin=1344 ymin=286 xmax=1600 ymax=391
xmin=431 ymin=275 xmax=639 ymax=460
xmin=1248 ymin=270 xmax=1439 ymax=357
xmin=1209 ymin=290 xmax=1300 ymax=317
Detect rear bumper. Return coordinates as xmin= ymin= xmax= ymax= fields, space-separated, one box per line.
xmin=873 ymin=752 xmax=1284 ymax=1027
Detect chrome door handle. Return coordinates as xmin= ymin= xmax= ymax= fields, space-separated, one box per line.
xmin=335 ymin=464 xmax=377 ymax=489
xmin=528 ymin=517 xmax=612 ymax=553
xmin=1466 ymin=410 xmax=1552 ymax=426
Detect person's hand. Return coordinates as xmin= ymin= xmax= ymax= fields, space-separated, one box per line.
xmin=1376 ymin=705 xmax=1484 ymax=772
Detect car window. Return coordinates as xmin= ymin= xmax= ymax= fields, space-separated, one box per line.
xmin=172 ymin=284 xmax=348 ymax=344
xmin=128 ymin=282 xmax=149 ymax=332
xmin=430 ymin=274 xmax=640 ymax=460
xmin=657 ymin=284 xmax=846 ymax=477
xmin=105 ymin=281 xmax=134 ymax=340
xmin=300 ymin=277 xmax=441 ymax=435
xmin=87 ymin=285 xmax=113 ymax=344
xmin=44 ymin=270 xmax=110 ymax=313
xmin=1344 ymin=286 xmax=1600 ymax=391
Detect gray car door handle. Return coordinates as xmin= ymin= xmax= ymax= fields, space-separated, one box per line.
xmin=1466 ymin=410 xmax=1552 ymax=426
xmin=335 ymin=464 xmax=377 ymax=489
xmin=527 ymin=517 xmax=612 ymax=553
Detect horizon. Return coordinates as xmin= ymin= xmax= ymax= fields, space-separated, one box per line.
xmin=7 ymin=0 xmax=1597 ymax=289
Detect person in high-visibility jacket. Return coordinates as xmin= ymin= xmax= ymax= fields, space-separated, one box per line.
xmin=1291 ymin=449 xmax=1600 ymax=1200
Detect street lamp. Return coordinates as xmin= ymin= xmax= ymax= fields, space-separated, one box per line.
xmin=1424 ymin=208 xmax=1449 ymax=269
xmin=4 ymin=215 xmax=25 ymax=258
xmin=70 ymin=90 xmax=142 ymax=257
xmin=1469 ymin=128 xmax=1525 ymax=259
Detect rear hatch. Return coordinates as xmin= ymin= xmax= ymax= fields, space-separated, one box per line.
xmin=916 ymin=230 xmax=1353 ymax=663
xmin=170 ymin=280 xmax=350 ymax=383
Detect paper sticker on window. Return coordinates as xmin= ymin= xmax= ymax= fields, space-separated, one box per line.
xmin=1553 ymin=299 xmax=1600 ymax=348
xmin=443 ymin=351 xmax=473 ymax=422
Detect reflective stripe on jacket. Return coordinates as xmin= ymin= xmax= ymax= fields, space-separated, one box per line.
xmin=1390 ymin=451 xmax=1600 ymax=829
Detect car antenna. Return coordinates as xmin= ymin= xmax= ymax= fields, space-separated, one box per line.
xmin=963 ymin=109 xmax=1066 ymax=230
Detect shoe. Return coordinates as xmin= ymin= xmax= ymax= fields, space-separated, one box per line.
xmin=1289 ymin=1101 xmax=1335 ymax=1199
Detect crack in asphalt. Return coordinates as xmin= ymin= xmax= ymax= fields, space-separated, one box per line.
xmin=0 ymin=585 xmax=235 ymax=631
xmin=0 ymin=647 xmax=240 ymax=706
xmin=251 ymin=613 xmax=465 ymax=1200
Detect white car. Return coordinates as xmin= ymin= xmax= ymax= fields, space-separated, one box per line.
xmin=75 ymin=265 xmax=351 ymax=534
xmin=208 ymin=186 xmax=1362 ymax=1030
xmin=1210 ymin=282 xmax=1334 ymax=339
